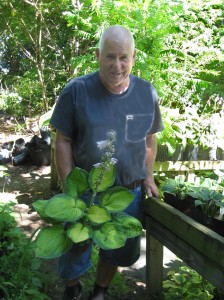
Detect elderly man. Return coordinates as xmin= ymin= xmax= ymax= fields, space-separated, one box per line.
xmin=50 ymin=25 xmax=163 ymax=300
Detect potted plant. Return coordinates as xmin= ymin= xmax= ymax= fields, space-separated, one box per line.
xmin=187 ymin=186 xmax=224 ymax=236
xmin=31 ymin=131 xmax=142 ymax=259
xmin=161 ymin=177 xmax=194 ymax=214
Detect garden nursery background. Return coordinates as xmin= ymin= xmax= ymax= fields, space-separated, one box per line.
xmin=0 ymin=0 xmax=224 ymax=299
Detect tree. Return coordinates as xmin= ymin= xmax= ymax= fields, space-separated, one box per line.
xmin=0 ymin=0 xmax=74 ymax=113
xmin=0 ymin=0 xmax=223 ymax=118
xmin=159 ymin=0 xmax=224 ymax=113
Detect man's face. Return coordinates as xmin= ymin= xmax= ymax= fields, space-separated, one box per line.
xmin=96 ymin=38 xmax=136 ymax=93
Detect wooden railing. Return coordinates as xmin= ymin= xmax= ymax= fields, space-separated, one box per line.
xmin=142 ymin=197 xmax=224 ymax=297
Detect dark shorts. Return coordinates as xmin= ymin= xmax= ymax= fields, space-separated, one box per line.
xmin=57 ymin=184 xmax=143 ymax=280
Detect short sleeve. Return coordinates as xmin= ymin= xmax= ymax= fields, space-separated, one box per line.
xmin=50 ymin=87 xmax=76 ymax=138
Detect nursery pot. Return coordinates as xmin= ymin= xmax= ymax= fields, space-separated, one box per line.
xmin=164 ymin=192 xmax=194 ymax=215
xmin=12 ymin=148 xmax=29 ymax=166
xmin=190 ymin=206 xmax=224 ymax=237
xmin=29 ymin=144 xmax=51 ymax=166
xmin=69 ymin=239 xmax=92 ymax=255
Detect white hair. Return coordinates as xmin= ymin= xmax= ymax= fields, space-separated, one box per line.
xmin=98 ymin=25 xmax=135 ymax=53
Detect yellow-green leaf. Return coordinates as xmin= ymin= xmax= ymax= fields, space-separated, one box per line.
xmin=45 ymin=194 xmax=86 ymax=222
xmin=87 ymin=205 xmax=111 ymax=224
xmin=99 ymin=186 xmax=135 ymax=212
xmin=92 ymin=222 xmax=126 ymax=250
xmin=35 ymin=225 xmax=72 ymax=259
xmin=67 ymin=222 xmax=92 ymax=243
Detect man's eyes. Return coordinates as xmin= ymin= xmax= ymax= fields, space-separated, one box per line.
xmin=106 ymin=55 xmax=128 ymax=61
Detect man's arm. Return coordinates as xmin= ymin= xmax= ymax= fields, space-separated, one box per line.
xmin=55 ymin=130 xmax=74 ymax=192
xmin=143 ymin=134 xmax=160 ymax=198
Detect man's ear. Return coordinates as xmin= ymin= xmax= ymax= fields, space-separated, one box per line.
xmin=96 ymin=48 xmax=100 ymax=60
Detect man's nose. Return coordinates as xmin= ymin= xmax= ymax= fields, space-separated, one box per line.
xmin=113 ymin=58 xmax=121 ymax=68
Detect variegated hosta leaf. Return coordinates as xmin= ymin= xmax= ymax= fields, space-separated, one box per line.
xmin=88 ymin=163 xmax=115 ymax=192
xmin=66 ymin=222 xmax=92 ymax=243
xmin=87 ymin=205 xmax=111 ymax=224
xmin=92 ymin=222 xmax=126 ymax=250
xmin=45 ymin=194 xmax=86 ymax=222
xmin=99 ymin=186 xmax=135 ymax=212
xmin=65 ymin=167 xmax=89 ymax=198
xmin=35 ymin=224 xmax=73 ymax=259
xmin=112 ymin=212 xmax=142 ymax=238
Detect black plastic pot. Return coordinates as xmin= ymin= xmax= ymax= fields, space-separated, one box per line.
xmin=29 ymin=145 xmax=51 ymax=166
xmin=164 ymin=192 xmax=194 ymax=215
xmin=26 ymin=135 xmax=51 ymax=166
xmin=190 ymin=206 xmax=224 ymax=237
xmin=69 ymin=239 xmax=92 ymax=255
xmin=12 ymin=148 xmax=29 ymax=166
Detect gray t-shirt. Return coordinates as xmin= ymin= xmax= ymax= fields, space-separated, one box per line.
xmin=50 ymin=71 xmax=163 ymax=186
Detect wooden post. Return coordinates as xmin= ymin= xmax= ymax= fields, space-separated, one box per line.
xmin=145 ymin=216 xmax=163 ymax=297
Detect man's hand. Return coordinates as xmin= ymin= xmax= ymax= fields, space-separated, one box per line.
xmin=143 ymin=178 xmax=160 ymax=198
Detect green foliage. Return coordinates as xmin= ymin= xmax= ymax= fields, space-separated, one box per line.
xmin=187 ymin=186 xmax=224 ymax=218
xmin=161 ymin=178 xmax=194 ymax=200
xmin=163 ymin=265 xmax=215 ymax=299
xmin=32 ymin=132 xmax=142 ymax=258
xmin=0 ymin=165 xmax=8 ymax=178
xmin=33 ymin=165 xmax=140 ymax=256
xmin=35 ymin=225 xmax=73 ymax=259
xmin=0 ymin=0 xmax=223 ymax=151
xmin=160 ymin=0 xmax=224 ymax=113
xmin=0 ymin=201 xmax=50 ymax=299
xmin=161 ymin=175 xmax=224 ymax=218
xmin=0 ymin=0 xmax=185 ymax=116
xmin=156 ymin=107 xmax=185 ymax=155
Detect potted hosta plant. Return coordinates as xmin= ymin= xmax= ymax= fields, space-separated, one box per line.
xmin=32 ymin=131 xmax=142 ymax=259
xmin=161 ymin=177 xmax=194 ymax=215
xmin=187 ymin=186 xmax=224 ymax=236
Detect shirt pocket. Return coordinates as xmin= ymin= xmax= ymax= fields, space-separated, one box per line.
xmin=125 ymin=114 xmax=153 ymax=142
